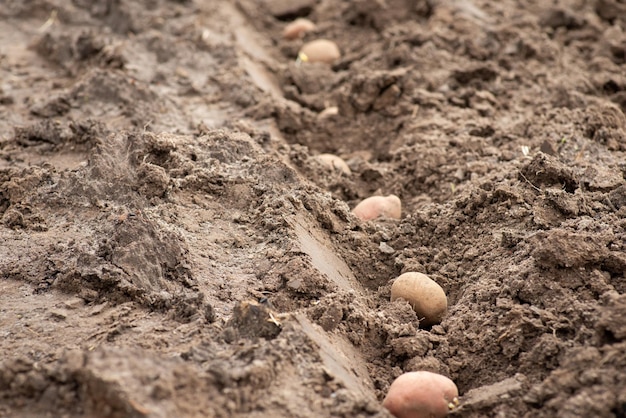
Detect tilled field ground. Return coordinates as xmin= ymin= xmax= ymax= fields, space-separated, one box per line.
xmin=1 ymin=0 xmax=626 ymax=417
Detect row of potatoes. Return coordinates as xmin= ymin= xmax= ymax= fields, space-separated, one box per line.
xmin=281 ymin=17 xmax=459 ymax=418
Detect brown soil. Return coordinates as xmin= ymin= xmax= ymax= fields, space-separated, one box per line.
xmin=2 ymin=0 xmax=626 ymax=417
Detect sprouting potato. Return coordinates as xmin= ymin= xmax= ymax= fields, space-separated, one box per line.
xmin=283 ymin=18 xmax=316 ymax=40
xmin=316 ymin=153 xmax=351 ymax=175
xmin=390 ymin=272 xmax=447 ymax=327
xmin=383 ymin=371 xmax=459 ymax=418
xmin=352 ymin=195 xmax=401 ymax=221
xmin=298 ymin=39 xmax=341 ymax=64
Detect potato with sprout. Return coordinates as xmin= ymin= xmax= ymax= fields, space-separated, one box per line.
xmin=383 ymin=371 xmax=459 ymax=418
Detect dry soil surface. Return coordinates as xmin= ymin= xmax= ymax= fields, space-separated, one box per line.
xmin=2 ymin=0 xmax=626 ymax=417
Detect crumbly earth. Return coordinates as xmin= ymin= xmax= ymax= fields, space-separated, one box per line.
xmin=1 ymin=0 xmax=626 ymax=417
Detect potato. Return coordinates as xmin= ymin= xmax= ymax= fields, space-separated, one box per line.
xmin=352 ymin=195 xmax=401 ymax=221
xmin=383 ymin=371 xmax=459 ymax=418
xmin=283 ymin=18 xmax=316 ymax=40
xmin=390 ymin=272 xmax=447 ymax=327
xmin=299 ymin=39 xmax=341 ymax=64
xmin=316 ymin=153 xmax=351 ymax=175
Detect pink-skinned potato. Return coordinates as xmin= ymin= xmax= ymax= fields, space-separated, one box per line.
xmin=283 ymin=18 xmax=316 ymax=40
xmin=383 ymin=371 xmax=459 ymax=418
xmin=352 ymin=195 xmax=401 ymax=221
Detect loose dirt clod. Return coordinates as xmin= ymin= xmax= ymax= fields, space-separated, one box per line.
xmin=226 ymin=300 xmax=282 ymax=340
